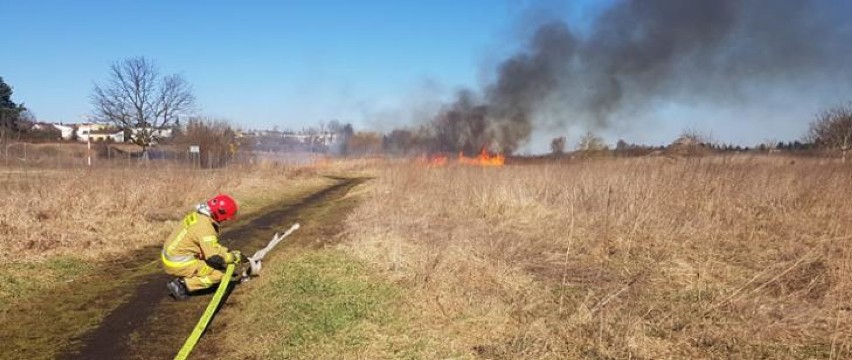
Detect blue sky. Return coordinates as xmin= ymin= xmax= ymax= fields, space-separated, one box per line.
xmin=4 ymin=1 xmax=850 ymax=153
xmin=1 ymin=1 xmax=558 ymax=127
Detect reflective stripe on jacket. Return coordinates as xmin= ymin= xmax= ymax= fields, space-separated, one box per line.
xmin=161 ymin=249 xmax=197 ymax=268
xmin=161 ymin=212 xmax=235 ymax=269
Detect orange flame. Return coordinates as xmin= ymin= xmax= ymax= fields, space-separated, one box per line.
xmin=430 ymin=155 xmax=448 ymax=166
xmin=416 ymin=154 xmax=449 ymax=167
xmin=458 ymin=148 xmax=505 ymax=167
xmin=311 ymin=155 xmax=332 ymax=168
xmin=416 ymin=148 xmax=504 ymax=167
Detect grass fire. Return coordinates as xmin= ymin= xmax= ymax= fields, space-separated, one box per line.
xmin=419 ymin=148 xmax=505 ymax=167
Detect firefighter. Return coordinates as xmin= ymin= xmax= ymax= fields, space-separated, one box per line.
xmin=163 ymin=194 xmax=244 ymax=300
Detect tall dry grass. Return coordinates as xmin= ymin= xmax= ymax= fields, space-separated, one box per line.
xmin=343 ymin=156 xmax=852 ymax=359
xmin=1 ymin=164 xmax=324 ymax=261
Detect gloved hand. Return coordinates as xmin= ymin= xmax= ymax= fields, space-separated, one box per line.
xmin=230 ymin=250 xmax=245 ymax=264
xmin=205 ymin=255 xmax=227 ymax=270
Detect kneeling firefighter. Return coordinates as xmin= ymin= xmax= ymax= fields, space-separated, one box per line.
xmin=162 ymin=194 xmax=245 ymax=300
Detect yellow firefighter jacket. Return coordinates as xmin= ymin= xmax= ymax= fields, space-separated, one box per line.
xmin=161 ymin=212 xmax=237 ymax=271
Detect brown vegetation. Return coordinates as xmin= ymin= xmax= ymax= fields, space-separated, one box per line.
xmin=0 ymin=165 xmax=327 ymax=261
xmin=342 ymin=155 xmax=852 ymax=359
xmin=809 ymin=103 xmax=852 ymax=162
xmin=346 ymin=131 xmax=384 ymax=155
xmin=174 ymin=118 xmax=244 ymax=168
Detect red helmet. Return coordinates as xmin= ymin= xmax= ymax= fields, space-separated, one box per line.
xmin=207 ymin=194 xmax=238 ymax=222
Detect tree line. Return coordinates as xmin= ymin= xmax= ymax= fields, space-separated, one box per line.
xmin=4 ymin=56 xmax=852 ymax=160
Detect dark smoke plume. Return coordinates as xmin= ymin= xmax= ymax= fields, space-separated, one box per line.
xmin=420 ymin=0 xmax=852 ymax=154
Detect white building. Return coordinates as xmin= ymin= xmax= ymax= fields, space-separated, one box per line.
xmin=52 ymin=124 xmax=75 ymax=140
xmin=88 ymin=129 xmax=125 ymax=142
xmin=75 ymin=123 xmax=104 ymax=141
xmin=129 ymin=127 xmax=173 ymax=143
xmin=74 ymin=123 xmax=125 ymax=142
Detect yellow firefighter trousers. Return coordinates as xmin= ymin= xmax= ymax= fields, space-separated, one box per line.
xmin=164 ymin=261 xmax=224 ymax=292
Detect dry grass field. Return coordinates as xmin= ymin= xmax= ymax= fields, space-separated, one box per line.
xmin=341 ymin=155 xmax=852 ymax=359
xmin=5 ymin=154 xmax=852 ymax=359
xmin=0 ymin=161 xmax=347 ymax=308
xmin=0 ymin=159 xmax=378 ymax=359
xmin=0 ymin=164 xmax=332 ymax=261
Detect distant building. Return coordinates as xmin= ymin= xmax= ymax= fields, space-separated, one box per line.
xmin=75 ymin=123 xmax=106 ymax=142
xmin=50 ymin=123 xmax=126 ymax=142
xmin=88 ymin=129 xmax=125 ymax=142
xmin=129 ymin=127 xmax=173 ymax=143
xmin=245 ymin=129 xmax=337 ymax=145
xmin=52 ymin=124 xmax=75 ymax=140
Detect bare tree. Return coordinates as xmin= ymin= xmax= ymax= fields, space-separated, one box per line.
xmin=550 ymin=136 xmax=566 ymax=155
xmin=577 ymin=131 xmax=607 ymax=151
xmin=175 ymin=117 xmax=239 ymax=168
xmin=678 ymin=129 xmax=715 ymax=146
xmin=808 ymin=103 xmax=852 ymax=162
xmin=91 ymin=57 xmax=194 ymax=157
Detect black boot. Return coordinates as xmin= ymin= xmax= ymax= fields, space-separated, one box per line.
xmin=167 ymin=278 xmax=190 ymax=300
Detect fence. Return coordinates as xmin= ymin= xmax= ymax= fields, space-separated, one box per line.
xmin=0 ymin=141 xmax=334 ymax=171
xmin=0 ymin=141 xmax=253 ymax=169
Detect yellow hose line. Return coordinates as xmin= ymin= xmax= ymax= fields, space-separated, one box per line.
xmin=174 ymin=263 xmax=235 ymax=360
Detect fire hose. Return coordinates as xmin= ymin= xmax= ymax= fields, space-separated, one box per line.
xmin=243 ymin=223 xmax=301 ymax=280
xmin=173 ymin=223 xmax=300 ymax=360
xmin=173 ymin=263 xmax=234 ymax=360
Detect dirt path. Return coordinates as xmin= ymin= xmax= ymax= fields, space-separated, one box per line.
xmin=3 ymin=176 xmax=366 ymax=360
